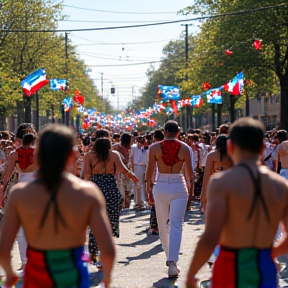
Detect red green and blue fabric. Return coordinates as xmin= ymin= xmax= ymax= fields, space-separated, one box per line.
xmin=23 ymin=246 xmax=89 ymax=288
xmin=212 ymin=246 xmax=277 ymax=288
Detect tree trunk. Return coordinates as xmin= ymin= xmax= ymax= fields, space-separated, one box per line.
xmin=230 ymin=94 xmax=236 ymax=123
xmin=280 ymin=74 xmax=288 ymax=130
xmin=217 ymin=103 xmax=222 ymax=127
xmin=245 ymin=94 xmax=250 ymax=117
xmin=211 ymin=104 xmax=216 ymax=131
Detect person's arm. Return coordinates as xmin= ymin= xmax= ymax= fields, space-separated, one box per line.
xmin=130 ymin=148 xmax=134 ymax=172
xmin=89 ymin=184 xmax=116 ymax=287
xmin=1 ymin=151 xmax=17 ymax=189
xmin=184 ymin=146 xmax=194 ymax=201
xmin=82 ymin=152 xmax=92 ymax=180
xmin=186 ymin=176 xmax=227 ymax=287
xmin=272 ymin=184 xmax=288 ymax=258
xmin=272 ymin=145 xmax=280 ymax=172
xmin=145 ymin=145 xmax=156 ymax=191
xmin=200 ymin=153 xmax=214 ymax=212
xmin=0 ymin=186 xmax=21 ymax=286
xmin=113 ymin=151 xmax=138 ymax=183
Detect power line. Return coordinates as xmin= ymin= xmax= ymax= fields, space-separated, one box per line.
xmin=76 ymin=39 xmax=177 ymax=46
xmin=60 ymin=19 xmax=175 ymax=23
xmin=87 ymin=61 xmax=161 ymax=67
xmin=4 ymin=3 xmax=287 ymax=33
xmin=63 ymin=5 xmax=177 ymax=15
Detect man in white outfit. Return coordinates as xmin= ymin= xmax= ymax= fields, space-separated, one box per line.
xmin=146 ymin=121 xmax=194 ymax=277
xmin=131 ymin=136 xmax=148 ymax=209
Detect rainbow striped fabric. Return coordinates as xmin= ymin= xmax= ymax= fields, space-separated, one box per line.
xmin=212 ymin=246 xmax=277 ymax=288
xmin=23 ymin=246 xmax=90 ymax=288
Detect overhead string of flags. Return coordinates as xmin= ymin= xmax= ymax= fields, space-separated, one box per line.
xmin=155 ymin=71 xmax=245 ymax=115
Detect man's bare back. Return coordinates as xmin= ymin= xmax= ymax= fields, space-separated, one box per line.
xmin=5 ymin=173 xmax=111 ymax=250
xmin=148 ymin=140 xmax=193 ymax=174
xmin=209 ymin=163 xmax=288 ymax=249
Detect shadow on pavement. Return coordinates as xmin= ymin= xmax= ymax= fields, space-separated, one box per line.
xmin=152 ymin=277 xmax=179 ymax=288
xmin=117 ymin=234 xmax=158 ymax=247
xmin=89 ymin=270 xmax=103 ymax=286
xmin=118 ymin=243 xmax=163 ymax=266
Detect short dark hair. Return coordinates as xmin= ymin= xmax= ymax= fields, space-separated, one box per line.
xmin=164 ymin=120 xmax=180 ymax=134
xmin=96 ymin=129 xmax=109 ymax=139
xmin=154 ymin=129 xmax=164 ymax=141
xmin=229 ymin=118 xmax=264 ymax=153
xmin=275 ymin=130 xmax=287 ymax=142
xmin=23 ymin=133 xmax=36 ymax=146
xmin=16 ymin=123 xmax=34 ymax=140
xmin=219 ymin=124 xmax=229 ymax=135
xmin=121 ymin=133 xmax=132 ymax=148
xmin=113 ymin=133 xmax=120 ymax=140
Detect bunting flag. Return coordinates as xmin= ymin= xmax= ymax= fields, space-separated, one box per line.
xmin=50 ymin=79 xmax=68 ymax=91
xmin=223 ymin=71 xmax=244 ymax=96
xmin=74 ymin=90 xmax=85 ymax=105
xmin=206 ymin=89 xmax=223 ymax=104
xmin=21 ymin=68 xmax=49 ymax=97
xmin=157 ymin=85 xmax=181 ymax=101
xmin=191 ymin=96 xmax=203 ymax=108
xmin=62 ymin=97 xmax=72 ymax=113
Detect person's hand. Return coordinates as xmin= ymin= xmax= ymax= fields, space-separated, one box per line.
xmin=148 ymin=190 xmax=154 ymax=206
xmin=5 ymin=271 xmax=19 ymax=287
xmin=186 ymin=276 xmax=198 ymax=288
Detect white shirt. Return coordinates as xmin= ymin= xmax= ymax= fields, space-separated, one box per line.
xmin=131 ymin=145 xmax=148 ymax=166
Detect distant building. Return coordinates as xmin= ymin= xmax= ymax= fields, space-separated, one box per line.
xmin=244 ymin=93 xmax=280 ymax=130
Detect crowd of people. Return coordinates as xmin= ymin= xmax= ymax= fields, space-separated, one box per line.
xmin=0 ymin=119 xmax=287 ymax=287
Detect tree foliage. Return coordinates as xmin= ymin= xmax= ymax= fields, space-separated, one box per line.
xmin=133 ymin=0 xmax=288 ymax=128
xmin=0 ymin=0 xmax=106 ymax=122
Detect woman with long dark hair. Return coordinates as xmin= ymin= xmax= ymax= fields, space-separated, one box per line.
xmin=83 ymin=137 xmax=138 ymax=264
xmin=201 ymin=135 xmax=233 ymax=212
xmin=0 ymin=124 xmax=115 ymax=288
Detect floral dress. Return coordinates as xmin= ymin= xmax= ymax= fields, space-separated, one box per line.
xmin=89 ymin=173 xmax=123 ymax=257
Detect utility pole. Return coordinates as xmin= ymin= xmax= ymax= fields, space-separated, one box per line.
xmin=182 ymin=24 xmax=193 ymax=131
xmin=101 ymin=73 xmax=104 ymax=100
xmin=64 ymin=32 xmax=70 ymax=126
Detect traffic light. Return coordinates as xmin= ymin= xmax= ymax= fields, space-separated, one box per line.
xmin=111 ymin=87 xmax=115 ymax=94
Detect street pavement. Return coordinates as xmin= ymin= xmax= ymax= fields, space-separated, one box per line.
xmin=11 ymin=203 xmax=288 ymax=288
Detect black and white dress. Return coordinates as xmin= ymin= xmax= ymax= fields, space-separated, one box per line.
xmin=89 ymin=173 xmax=123 ymax=257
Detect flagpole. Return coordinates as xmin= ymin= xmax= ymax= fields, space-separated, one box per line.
xmin=35 ymin=92 xmax=39 ymax=131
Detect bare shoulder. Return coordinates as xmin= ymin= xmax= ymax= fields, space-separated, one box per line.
xmin=261 ymin=166 xmax=288 ymax=191
xmin=149 ymin=142 xmax=161 ymax=152
xmin=68 ymin=174 xmax=103 ymax=201
xmin=8 ymin=182 xmax=29 ymax=201
xmin=207 ymin=150 xmax=218 ymax=159
xmin=111 ymin=150 xmax=121 ymax=158
xmin=179 ymin=141 xmax=190 ymax=151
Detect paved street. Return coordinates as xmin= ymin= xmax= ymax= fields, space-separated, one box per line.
xmin=11 ymin=203 xmax=288 ymax=288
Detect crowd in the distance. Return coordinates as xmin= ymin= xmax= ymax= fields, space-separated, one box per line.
xmin=0 ymin=120 xmax=287 ymax=288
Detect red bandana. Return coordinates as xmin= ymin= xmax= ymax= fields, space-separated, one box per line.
xmin=17 ymin=147 xmax=34 ymax=170
xmin=161 ymin=140 xmax=181 ymax=167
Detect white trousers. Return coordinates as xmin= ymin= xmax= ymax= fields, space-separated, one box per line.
xmin=280 ymin=168 xmax=288 ymax=180
xmin=133 ymin=165 xmax=147 ymax=206
xmin=16 ymin=172 xmax=35 ymax=265
xmin=153 ymin=173 xmax=188 ymax=262
xmin=17 ymin=227 xmax=27 ymax=265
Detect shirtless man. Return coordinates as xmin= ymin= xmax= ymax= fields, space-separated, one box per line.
xmin=145 ymin=120 xmax=194 ymax=277
xmin=0 ymin=124 xmax=115 ymax=288
xmin=186 ymin=117 xmax=288 ymax=288
xmin=112 ymin=133 xmax=133 ymax=208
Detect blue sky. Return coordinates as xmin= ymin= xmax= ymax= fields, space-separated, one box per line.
xmin=58 ymin=0 xmax=197 ymax=109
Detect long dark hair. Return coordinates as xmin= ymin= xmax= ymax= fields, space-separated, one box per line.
xmin=37 ymin=124 xmax=76 ymax=191
xmin=93 ymin=138 xmax=111 ymax=162
xmin=216 ymin=135 xmax=228 ymax=162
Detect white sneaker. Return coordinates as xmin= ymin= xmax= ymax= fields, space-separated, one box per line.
xmin=167 ymin=261 xmax=180 ymax=277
